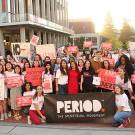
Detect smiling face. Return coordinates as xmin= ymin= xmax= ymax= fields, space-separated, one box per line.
xmin=61 ymin=60 xmax=67 ymax=69
xmin=6 ymin=63 xmax=12 ymax=71
xmin=114 ymin=85 xmax=121 ymax=95
xmin=85 ymin=61 xmax=90 ymax=69
xmin=15 ymin=66 xmax=21 ymax=74
xmin=37 ymin=86 xmax=43 ymax=96
xmin=118 ymin=68 xmax=124 ymax=77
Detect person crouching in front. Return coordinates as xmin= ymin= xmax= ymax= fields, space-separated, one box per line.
xmin=29 ymin=85 xmax=46 ymax=125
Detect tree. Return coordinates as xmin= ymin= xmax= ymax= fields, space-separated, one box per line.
xmin=101 ymin=13 xmax=116 ymax=40
xmin=119 ymin=19 xmax=134 ymax=49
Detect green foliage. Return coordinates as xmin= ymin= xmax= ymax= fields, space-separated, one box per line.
xmin=119 ymin=19 xmax=134 ymax=44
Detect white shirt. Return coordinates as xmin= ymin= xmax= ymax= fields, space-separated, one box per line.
xmin=30 ymin=95 xmax=44 ymax=110
xmin=23 ymin=89 xmax=36 ymax=96
xmin=116 ymin=75 xmax=133 ymax=91
xmin=115 ymin=93 xmax=131 ymax=112
xmin=56 ymin=69 xmax=68 ymax=85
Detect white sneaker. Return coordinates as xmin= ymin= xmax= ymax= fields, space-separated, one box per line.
xmin=4 ymin=113 xmax=8 ymax=119
xmin=41 ymin=118 xmax=46 ymax=123
xmin=0 ymin=114 xmax=4 ymax=121
xmin=27 ymin=116 xmax=32 ymax=125
xmin=8 ymin=111 xmax=11 ymax=118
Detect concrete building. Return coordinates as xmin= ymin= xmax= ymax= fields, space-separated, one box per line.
xmin=0 ymin=0 xmax=73 ymax=57
xmin=69 ymin=19 xmax=102 ymax=49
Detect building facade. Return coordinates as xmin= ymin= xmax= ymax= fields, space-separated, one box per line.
xmin=0 ymin=0 xmax=73 ymax=56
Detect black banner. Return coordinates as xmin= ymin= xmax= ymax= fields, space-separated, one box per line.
xmin=44 ymin=93 xmax=115 ymax=123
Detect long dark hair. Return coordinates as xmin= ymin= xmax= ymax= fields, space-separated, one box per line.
xmin=118 ymin=67 xmax=129 ymax=83
xmin=5 ymin=62 xmax=14 ymax=71
xmin=82 ymin=60 xmax=95 ymax=75
xmin=70 ymin=61 xmax=79 ymax=71
xmin=60 ymin=59 xmax=68 ymax=75
xmin=23 ymin=61 xmax=31 ymax=72
xmin=44 ymin=62 xmax=53 ymax=75
xmin=33 ymin=85 xmax=44 ymax=100
xmin=102 ymin=60 xmax=111 ymax=70
xmin=0 ymin=64 xmax=4 ymax=74
xmin=22 ymin=82 xmax=33 ymax=95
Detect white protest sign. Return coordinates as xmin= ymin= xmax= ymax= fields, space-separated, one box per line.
xmin=11 ymin=43 xmax=31 ymax=57
xmin=35 ymin=44 xmax=56 ymax=59
xmin=92 ymin=77 xmax=101 ymax=86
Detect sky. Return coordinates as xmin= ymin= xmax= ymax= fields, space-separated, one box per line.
xmin=68 ymin=0 xmax=135 ymax=32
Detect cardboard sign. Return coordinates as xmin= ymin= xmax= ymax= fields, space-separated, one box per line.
xmin=98 ymin=69 xmax=117 ymax=90
xmin=42 ymin=79 xmax=53 ymax=93
xmin=6 ymin=74 xmax=23 ymax=88
xmin=35 ymin=44 xmax=56 ymax=59
xmin=101 ymin=43 xmax=112 ymax=50
xmin=83 ymin=41 xmax=93 ymax=48
xmin=44 ymin=93 xmax=115 ymax=123
xmin=30 ymin=35 xmax=39 ymax=45
xmin=131 ymin=74 xmax=135 ymax=83
xmin=26 ymin=67 xmax=45 ymax=86
xmin=67 ymin=46 xmax=78 ymax=54
xmin=11 ymin=43 xmax=31 ymax=57
xmin=16 ymin=96 xmax=32 ymax=107
xmin=92 ymin=77 xmax=101 ymax=86
xmin=102 ymin=57 xmax=115 ymax=67
xmin=0 ymin=78 xmax=5 ymax=100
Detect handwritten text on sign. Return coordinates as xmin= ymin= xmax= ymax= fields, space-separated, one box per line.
xmin=98 ymin=69 xmax=117 ymax=90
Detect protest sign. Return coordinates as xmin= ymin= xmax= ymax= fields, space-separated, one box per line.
xmin=30 ymin=35 xmax=39 ymax=45
xmin=16 ymin=96 xmax=32 ymax=107
xmin=44 ymin=93 xmax=115 ymax=123
xmin=42 ymin=79 xmax=53 ymax=93
xmin=101 ymin=43 xmax=112 ymax=50
xmin=26 ymin=67 xmax=45 ymax=86
xmin=98 ymin=69 xmax=117 ymax=90
xmin=67 ymin=46 xmax=78 ymax=54
xmin=35 ymin=44 xmax=56 ymax=59
xmin=0 ymin=78 xmax=5 ymax=100
xmin=131 ymin=74 xmax=135 ymax=83
xmin=83 ymin=41 xmax=93 ymax=48
xmin=11 ymin=43 xmax=31 ymax=57
xmin=6 ymin=74 xmax=23 ymax=88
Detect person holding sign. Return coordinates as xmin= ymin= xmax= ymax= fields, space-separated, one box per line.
xmin=112 ymin=85 xmax=131 ymax=128
xmin=80 ymin=60 xmax=96 ymax=93
xmin=42 ymin=62 xmax=53 ymax=94
xmin=10 ymin=65 xmax=24 ymax=120
xmin=56 ymin=60 xmax=68 ymax=95
xmin=0 ymin=64 xmax=8 ymax=120
xmin=29 ymin=85 xmax=46 ymax=125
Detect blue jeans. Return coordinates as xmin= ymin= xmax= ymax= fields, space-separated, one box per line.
xmin=58 ymin=84 xmax=67 ymax=95
xmin=112 ymin=111 xmax=132 ymax=124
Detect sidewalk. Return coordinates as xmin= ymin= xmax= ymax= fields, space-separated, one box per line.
xmin=0 ymin=122 xmax=135 ymax=135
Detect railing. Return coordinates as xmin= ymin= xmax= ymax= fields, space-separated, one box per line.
xmin=0 ymin=13 xmax=74 ymax=34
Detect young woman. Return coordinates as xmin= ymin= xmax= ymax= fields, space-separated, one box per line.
xmin=34 ymin=54 xmax=43 ymax=67
xmin=4 ymin=62 xmax=14 ymax=118
xmin=42 ymin=62 xmax=53 ymax=94
xmin=68 ymin=61 xmax=80 ymax=94
xmin=102 ymin=60 xmax=113 ymax=71
xmin=22 ymin=61 xmax=31 ymax=78
xmin=10 ymin=65 xmax=24 ymax=120
xmin=32 ymin=60 xmax=40 ymax=68
xmin=56 ymin=59 xmax=68 ymax=95
xmin=116 ymin=67 xmax=135 ymax=100
xmin=29 ymin=85 xmax=46 ymax=125
xmin=112 ymin=85 xmax=131 ymax=128
xmin=78 ymin=59 xmax=84 ymax=72
xmin=0 ymin=64 xmax=8 ymax=120
xmin=22 ymin=82 xmax=35 ymax=124
xmin=80 ymin=60 xmax=96 ymax=93
xmin=115 ymin=54 xmax=134 ymax=77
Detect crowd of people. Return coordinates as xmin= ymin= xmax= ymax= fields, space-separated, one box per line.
xmin=0 ymin=48 xmax=135 ymax=128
